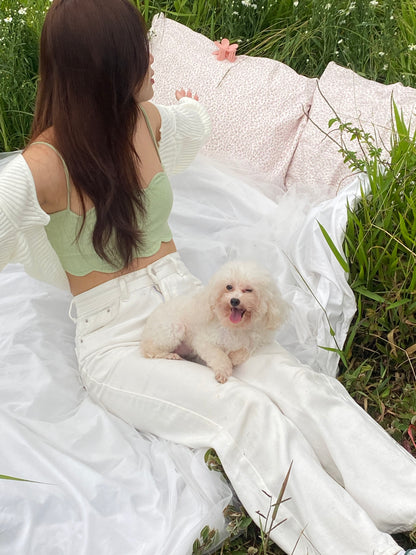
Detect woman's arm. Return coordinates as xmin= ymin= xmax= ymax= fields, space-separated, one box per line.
xmin=0 ymin=153 xmax=69 ymax=289
xmin=0 ymin=209 xmax=17 ymax=272
xmin=0 ymin=154 xmax=47 ymax=271
xmin=153 ymin=93 xmax=211 ymax=175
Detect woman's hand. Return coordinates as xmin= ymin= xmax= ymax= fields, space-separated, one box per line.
xmin=175 ymin=88 xmax=199 ymax=101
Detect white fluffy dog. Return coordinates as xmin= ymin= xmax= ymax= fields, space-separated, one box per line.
xmin=141 ymin=260 xmax=287 ymax=383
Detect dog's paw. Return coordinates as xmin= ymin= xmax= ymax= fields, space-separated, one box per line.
xmin=142 ymin=350 xmax=183 ymax=360
xmin=215 ymin=371 xmax=230 ymax=384
xmin=214 ymin=363 xmax=233 ymax=384
xmin=165 ymin=353 xmax=183 ymax=360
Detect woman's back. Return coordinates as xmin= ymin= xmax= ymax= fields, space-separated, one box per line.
xmin=22 ymin=101 xmax=178 ymax=295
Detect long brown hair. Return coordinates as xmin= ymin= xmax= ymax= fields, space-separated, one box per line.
xmin=30 ymin=0 xmax=150 ymax=268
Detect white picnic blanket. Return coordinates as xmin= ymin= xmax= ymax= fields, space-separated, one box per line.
xmin=0 ymin=152 xmax=365 ymax=554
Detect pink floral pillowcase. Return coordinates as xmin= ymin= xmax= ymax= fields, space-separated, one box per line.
xmin=149 ymin=14 xmax=317 ymax=201
xmin=285 ymin=62 xmax=416 ymax=201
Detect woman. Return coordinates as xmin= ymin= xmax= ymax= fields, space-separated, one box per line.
xmin=0 ymin=1 xmax=415 ymax=554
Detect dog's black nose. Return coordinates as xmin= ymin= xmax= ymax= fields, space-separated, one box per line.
xmin=230 ymin=298 xmax=240 ymax=307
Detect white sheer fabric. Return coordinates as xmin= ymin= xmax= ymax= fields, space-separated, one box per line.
xmin=1 ymin=154 xmax=368 ymax=554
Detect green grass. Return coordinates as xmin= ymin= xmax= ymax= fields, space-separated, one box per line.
xmin=1 ymin=1 xmax=416 ymax=554
xmin=2 ymin=0 xmax=416 ymax=151
xmin=335 ymin=103 xmax=416 ymax=446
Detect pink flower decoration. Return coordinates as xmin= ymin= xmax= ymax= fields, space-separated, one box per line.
xmin=213 ymin=38 xmax=238 ymax=63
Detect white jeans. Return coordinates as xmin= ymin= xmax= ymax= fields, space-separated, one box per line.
xmin=72 ymin=253 xmax=416 ymax=555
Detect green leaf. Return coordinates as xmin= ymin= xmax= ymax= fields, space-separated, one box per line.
xmin=0 ymin=474 xmax=37 ymax=483
xmin=386 ymin=299 xmax=410 ymax=311
xmin=319 ymin=345 xmax=348 ymax=368
xmin=318 ymin=221 xmax=349 ymax=273
xmin=399 ymin=213 xmax=411 ymax=246
xmin=353 ymin=286 xmax=385 ymax=303
xmin=240 ymin=517 xmax=253 ymax=529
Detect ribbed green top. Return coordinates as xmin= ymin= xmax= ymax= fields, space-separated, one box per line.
xmin=39 ymin=106 xmax=173 ymax=276
xmin=44 ymin=172 xmax=173 ymax=275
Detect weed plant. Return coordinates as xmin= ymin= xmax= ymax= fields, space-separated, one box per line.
xmin=332 ymin=104 xmax=416 ymax=450
xmin=2 ymin=0 xmax=416 ymax=150
xmin=0 ymin=1 xmax=45 ymax=151
xmin=1 ymin=1 xmax=416 ymax=554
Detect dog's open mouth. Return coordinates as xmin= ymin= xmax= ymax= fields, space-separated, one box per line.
xmin=230 ymin=307 xmax=246 ymax=324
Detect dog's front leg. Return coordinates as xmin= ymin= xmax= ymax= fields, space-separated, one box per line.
xmin=192 ymin=338 xmax=233 ymax=384
xmin=228 ymin=347 xmax=250 ymax=367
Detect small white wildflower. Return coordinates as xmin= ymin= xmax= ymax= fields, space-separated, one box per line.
xmin=325 ymin=3 xmax=331 ymax=9
xmin=294 ymin=1 xmax=299 ymax=6
xmin=232 ymin=10 xmax=239 ymax=15
xmin=338 ymin=38 xmax=343 ymax=44
xmin=383 ymin=64 xmax=388 ymax=70
xmin=350 ymin=1 xmax=356 ymax=8
xmin=378 ymin=51 xmax=385 ymax=56
xmin=390 ymin=15 xmax=394 ymax=20
xmin=369 ymin=0 xmax=378 ymax=6
xmin=4 ymin=16 xmax=13 ymax=23
xmin=408 ymin=44 xmax=416 ymax=51
xmin=18 ymin=7 xmax=28 ymax=15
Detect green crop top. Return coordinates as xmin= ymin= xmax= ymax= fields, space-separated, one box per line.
xmin=40 ymin=107 xmax=173 ymax=276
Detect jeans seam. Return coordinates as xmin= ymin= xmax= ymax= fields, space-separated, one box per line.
xmin=83 ymin=372 xmax=288 ymax=512
xmin=85 ymin=372 xmax=223 ymax=431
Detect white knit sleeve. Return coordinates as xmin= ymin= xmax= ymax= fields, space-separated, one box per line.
xmin=0 ymin=154 xmax=69 ymax=291
xmin=156 ymin=98 xmax=211 ymax=175
xmin=0 ymin=209 xmax=17 ymax=271
xmin=0 ymin=154 xmax=48 ymax=271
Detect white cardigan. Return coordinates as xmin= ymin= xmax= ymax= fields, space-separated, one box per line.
xmin=0 ymin=98 xmax=210 ymax=292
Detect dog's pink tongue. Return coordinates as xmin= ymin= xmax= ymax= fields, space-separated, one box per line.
xmin=230 ymin=308 xmax=243 ymax=323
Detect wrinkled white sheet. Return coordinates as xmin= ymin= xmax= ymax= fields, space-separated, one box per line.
xmin=0 ymin=153 xmax=365 ymax=554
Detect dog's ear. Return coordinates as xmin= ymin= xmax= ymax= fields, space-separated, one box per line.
xmin=263 ymin=286 xmax=288 ymax=330
xmin=207 ymin=276 xmax=222 ymax=320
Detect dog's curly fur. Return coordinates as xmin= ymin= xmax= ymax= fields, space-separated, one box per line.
xmin=141 ymin=260 xmax=287 ymax=383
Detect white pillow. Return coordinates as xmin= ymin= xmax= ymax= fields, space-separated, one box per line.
xmin=285 ymin=62 xmax=416 ymax=201
xmin=150 ymin=14 xmax=317 ymax=201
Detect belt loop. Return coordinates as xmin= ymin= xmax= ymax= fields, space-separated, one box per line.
xmin=171 ymin=253 xmax=184 ymax=277
xmin=68 ymin=298 xmax=77 ymax=322
xmin=146 ymin=264 xmax=158 ymax=283
xmin=147 ymin=262 xmax=166 ymax=298
xmin=119 ymin=277 xmax=129 ymax=302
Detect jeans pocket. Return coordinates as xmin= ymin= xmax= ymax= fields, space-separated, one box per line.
xmin=76 ymin=299 xmax=120 ymax=338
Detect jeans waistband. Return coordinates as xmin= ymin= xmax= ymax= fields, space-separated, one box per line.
xmin=69 ymin=252 xmax=185 ymax=320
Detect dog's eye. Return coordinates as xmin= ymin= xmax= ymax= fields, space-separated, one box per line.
xmin=245 ymin=289 xmax=253 ymax=293
xmin=226 ymin=284 xmax=233 ymax=291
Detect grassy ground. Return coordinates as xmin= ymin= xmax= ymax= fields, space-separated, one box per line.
xmin=1 ymin=1 xmax=415 ymax=553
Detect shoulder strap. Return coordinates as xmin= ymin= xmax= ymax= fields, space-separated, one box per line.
xmin=31 ymin=141 xmax=71 ymax=210
xmin=139 ymin=105 xmax=162 ymax=163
